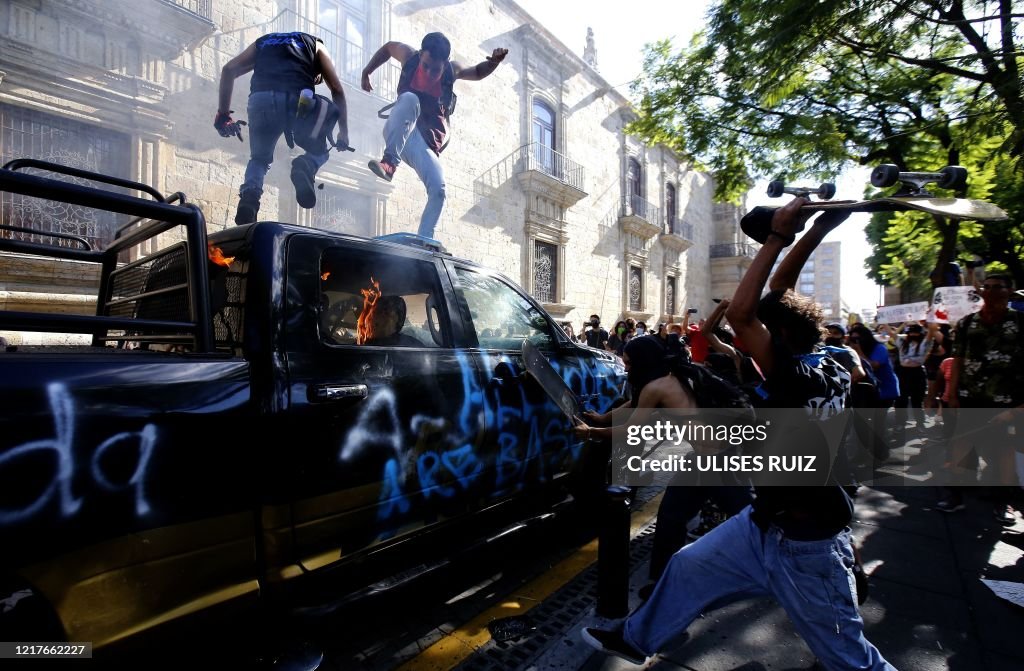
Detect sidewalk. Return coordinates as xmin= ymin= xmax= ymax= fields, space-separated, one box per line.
xmin=438 ymin=485 xmax=1024 ymax=671
xmin=561 ymin=485 xmax=1024 ymax=671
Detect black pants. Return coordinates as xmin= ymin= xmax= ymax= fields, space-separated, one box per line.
xmin=894 ymin=365 xmax=927 ymax=434
xmin=649 ymin=483 xmax=752 ymax=581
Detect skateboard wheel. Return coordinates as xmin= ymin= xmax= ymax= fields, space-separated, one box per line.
xmin=938 ymin=165 xmax=967 ymax=190
xmin=819 ymin=182 xmax=836 ymax=200
xmin=871 ymin=164 xmax=900 ymax=188
xmin=766 ymin=180 xmax=785 ymax=198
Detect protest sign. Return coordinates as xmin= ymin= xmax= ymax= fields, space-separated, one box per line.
xmin=931 ymin=286 xmax=982 ymax=324
xmin=875 ymin=302 xmax=929 ymax=324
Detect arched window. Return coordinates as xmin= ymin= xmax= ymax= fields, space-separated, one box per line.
xmin=531 ymin=100 xmax=556 ymax=175
xmin=665 ymin=183 xmax=677 ymax=234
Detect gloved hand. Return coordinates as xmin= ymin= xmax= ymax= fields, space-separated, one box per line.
xmin=214 ymin=111 xmax=247 ymax=142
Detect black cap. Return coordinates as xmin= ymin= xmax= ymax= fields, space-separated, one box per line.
xmin=825 ymin=322 xmax=846 ymax=336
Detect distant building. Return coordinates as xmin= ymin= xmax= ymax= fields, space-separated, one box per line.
xmin=770 ymin=240 xmax=843 ymax=319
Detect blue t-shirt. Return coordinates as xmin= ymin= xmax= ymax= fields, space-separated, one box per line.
xmin=868 ymin=341 xmax=900 ymax=400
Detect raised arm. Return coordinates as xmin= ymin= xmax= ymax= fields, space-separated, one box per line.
xmin=701 ymin=299 xmax=743 ymax=375
xmin=453 ymin=48 xmax=508 ymax=81
xmin=768 ymin=208 xmax=850 ymax=292
xmin=361 ymin=41 xmax=415 ymax=92
xmin=316 ymin=43 xmax=349 ymax=147
xmin=726 ymin=198 xmax=814 ymax=376
xmin=218 ymin=41 xmax=258 ymax=115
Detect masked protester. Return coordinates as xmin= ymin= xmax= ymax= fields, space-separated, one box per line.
xmin=583 ymin=314 xmax=609 ymax=350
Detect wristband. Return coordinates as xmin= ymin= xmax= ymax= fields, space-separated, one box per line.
xmin=768 ymin=230 xmax=795 ymax=246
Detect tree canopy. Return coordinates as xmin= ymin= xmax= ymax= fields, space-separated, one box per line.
xmin=629 ymin=0 xmax=1024 ymax=288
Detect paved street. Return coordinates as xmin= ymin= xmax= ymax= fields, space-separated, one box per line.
xmin=329 ymin=484 xmax=1024 ymax=671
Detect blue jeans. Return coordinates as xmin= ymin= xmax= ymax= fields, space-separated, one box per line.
xmin=625 ymin=507 xmax=895 ymax=671
xmin=383 ymin=92 xmax=446 ymax=238
xmin=241 ymin=90 xmax=329 ymax=199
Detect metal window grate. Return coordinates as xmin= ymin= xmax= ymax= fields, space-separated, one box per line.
xmin=108 ymin=244 xmax=191 ymax=322
xmin=0 ymin=103 xmax=131 ymax=252
xmin=533 ymin=241 xmax=557 ymax=304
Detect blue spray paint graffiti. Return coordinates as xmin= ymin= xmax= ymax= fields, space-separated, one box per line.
xmin=336 ymin=349 xmax=625 ymax=526
xmin=0 ymin=383 xmax=157 ymax=525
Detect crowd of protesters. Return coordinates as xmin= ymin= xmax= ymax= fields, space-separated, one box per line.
xmin=572 ymin=198 xmax=1022 ymax=670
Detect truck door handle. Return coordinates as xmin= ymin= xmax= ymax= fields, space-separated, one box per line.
xmin=490 ymin=361 xmax=520 ymax=389
xmin=313 ymin=383 xmax=368 ymax=402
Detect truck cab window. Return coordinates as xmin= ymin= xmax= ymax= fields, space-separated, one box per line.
xmin=453 ymin=267 xmax=554 ymax=350
xmin=318 ymin=249 xmax=448 ymax=348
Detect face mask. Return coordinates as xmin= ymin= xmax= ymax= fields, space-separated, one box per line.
xmin=590 ymin=319 xmax=599 ymax=327
xmin=617 ymin=327 xmax=626 ymax=336
xmin=636 ymin=327 xmax=646 ymax=335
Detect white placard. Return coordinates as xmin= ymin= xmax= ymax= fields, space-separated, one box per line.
xmin=875 ymin=302 xmax=929 ymax=324
xmin=931 ymin=286 xmax=983 ymax=324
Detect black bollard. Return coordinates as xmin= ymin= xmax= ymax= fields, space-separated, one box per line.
xmin=596 ymin=485 xmax=631 ymax=618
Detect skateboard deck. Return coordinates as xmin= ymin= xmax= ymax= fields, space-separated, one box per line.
xmin=804 ymin=196 xmax=1008 ymax=220
xmin=741 ymin=197 xmax=1008 ymax=244
xmin=521 ymin=339 xmax=580 ymax=420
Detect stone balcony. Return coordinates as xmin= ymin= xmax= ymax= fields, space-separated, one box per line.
xmin=514 ymin=143 xmax=588 ymax=208
xmin=660 ymin=218 xmax=694 ymax=253
xmin=618 ymin=195 xmax=662 ymax=241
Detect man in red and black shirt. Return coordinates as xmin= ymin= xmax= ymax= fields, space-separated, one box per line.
xmin=361 ymin=33 xmax=507 ymax=239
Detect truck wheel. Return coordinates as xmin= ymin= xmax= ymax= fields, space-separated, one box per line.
xmin=766 ymin=180 xmax=785 ymax=198
xmin=938 ymin=165 xmax=968 ymax=190
xmin=870 ymin=164 xmax=900 ymax=188
xmin=819 ymin=182 xmax=836 ymax=200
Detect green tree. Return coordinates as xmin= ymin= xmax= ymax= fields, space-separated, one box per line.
xmin=630 ymin=0 xmax=1024 ymax=287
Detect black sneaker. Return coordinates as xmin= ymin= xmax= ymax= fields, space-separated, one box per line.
xmin=234 ymin=200 xmax=259 ymax=226
xmin=581 ymin=627 xmax=647 ymax=665
xmin=935 ymin=496 xmax=965 ymax=513
xmin=993 ymin=505 xmax=1016 ymax=526
xmin=291 ymin=157 xmax=317 ymax=209
xmin=739 ymin=206 xmax=775 ymax=244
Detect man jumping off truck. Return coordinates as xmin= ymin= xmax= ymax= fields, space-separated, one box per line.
xmin=360 ymin=33 xmax=508 ymax=240
xmin=216 ymin=31 xmax=350 ymax=225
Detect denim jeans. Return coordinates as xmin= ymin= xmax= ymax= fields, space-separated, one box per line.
xmin=241 ymin=90 xmax=330 ymax=200
xmin=383 ymin=92 xmax=446 ymax=239
xmin=625 ymin=507 xmax=895 ymax=671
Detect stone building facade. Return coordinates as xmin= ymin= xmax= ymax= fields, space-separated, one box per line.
xmin=0 ymin=0 xmax=729 ymax=344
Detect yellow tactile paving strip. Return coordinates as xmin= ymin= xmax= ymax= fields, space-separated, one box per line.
xmin=394 ymin=491 xmax=664 ymax=671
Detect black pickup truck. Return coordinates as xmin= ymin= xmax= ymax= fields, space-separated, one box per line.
xmin=0 ymin=161 xmax=625 ymax=655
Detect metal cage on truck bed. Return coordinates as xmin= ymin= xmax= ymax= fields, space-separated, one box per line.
xmin=0 ymin=159 xmax=218 ymax=352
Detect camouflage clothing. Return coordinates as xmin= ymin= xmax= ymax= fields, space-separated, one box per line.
xmin=953 ymin=308 xmax=1024 ymax=407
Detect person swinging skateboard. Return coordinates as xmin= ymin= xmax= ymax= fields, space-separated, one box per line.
xmin=360 ymin=33 xmax=507 ymax=240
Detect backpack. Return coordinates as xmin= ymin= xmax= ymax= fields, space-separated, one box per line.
xmin=287 ymin=93 xmax=342 ymax=155
xmin=397 ymin=52 xmax=458 ymax=119
xmin=670 ymin=357 xmax=756 ymax=417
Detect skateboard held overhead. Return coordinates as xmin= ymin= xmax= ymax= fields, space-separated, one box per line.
xmin=742 ymin=165 xmax=1008 ymax=244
